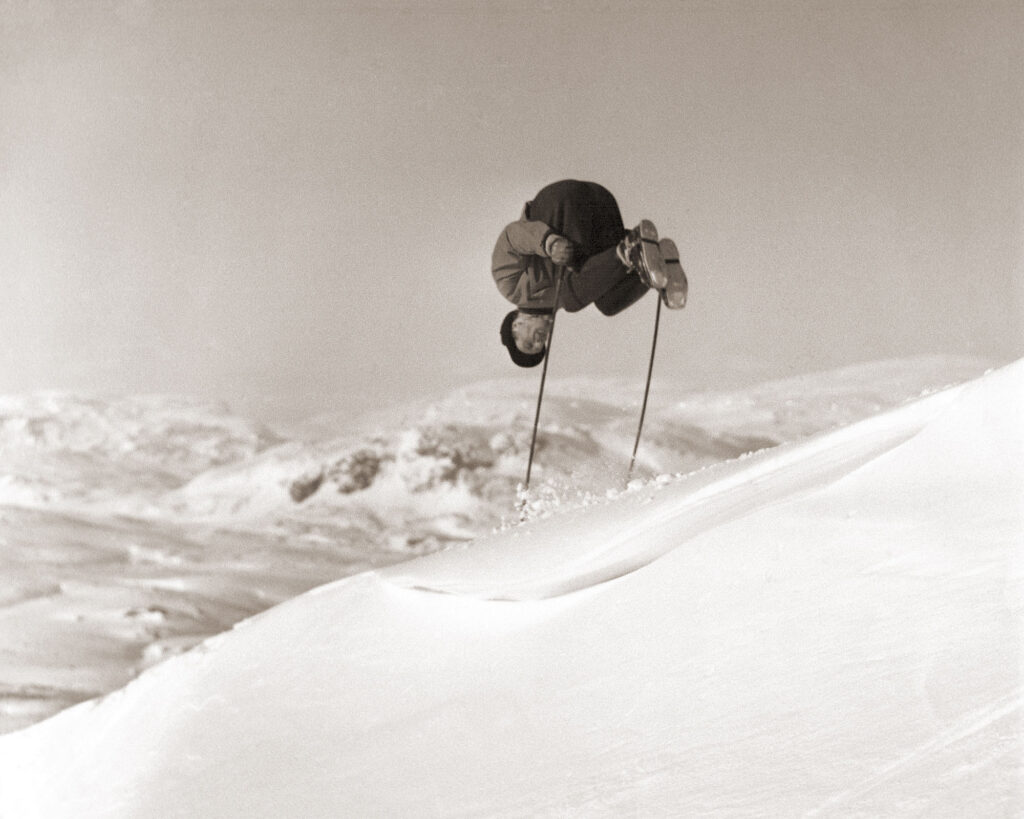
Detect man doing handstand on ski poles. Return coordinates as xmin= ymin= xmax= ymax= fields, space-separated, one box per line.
xmin=493 ymin=179 xmax=687 ymax=367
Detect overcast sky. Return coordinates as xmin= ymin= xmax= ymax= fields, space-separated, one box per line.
xmin=2 ymin=0 xmax=1022 ymax=424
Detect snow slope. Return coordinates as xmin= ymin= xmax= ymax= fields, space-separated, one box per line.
xmin=0 ymin=358 xmax=991 ymax=732
xmin=0 ymin=359 xmax=1019 ymax=817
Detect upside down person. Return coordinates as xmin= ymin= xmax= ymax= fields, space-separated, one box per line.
xmin=492 ymin=179 xmax=687 ymax=367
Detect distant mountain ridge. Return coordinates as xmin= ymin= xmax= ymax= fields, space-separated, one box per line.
xmin=0 ymin=356 xmax=996 ymax=523
xmin=0 ymin=393 xmax=281 ymax=508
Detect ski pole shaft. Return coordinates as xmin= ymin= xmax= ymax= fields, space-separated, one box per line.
xmin=523 ymin=267 xmax=565 ymax=491
xmin=627 ymin=295 xmax=662 ymax=481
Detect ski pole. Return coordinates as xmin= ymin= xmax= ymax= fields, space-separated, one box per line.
xmin=627 ymin=295 xmax=662 ymax=482
xmin=523 ymin=267 xmax=565 ymax=492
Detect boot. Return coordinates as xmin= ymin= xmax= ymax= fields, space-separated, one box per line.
xmin=617 ymin=220 xmax=668 ymax=289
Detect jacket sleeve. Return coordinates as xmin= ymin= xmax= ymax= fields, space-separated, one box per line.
xmin=491 ymin=220 xmax=554 ymax=305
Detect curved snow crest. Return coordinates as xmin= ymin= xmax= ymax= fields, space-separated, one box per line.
xmin=381 ymin=362 xmax=1018 ymax=601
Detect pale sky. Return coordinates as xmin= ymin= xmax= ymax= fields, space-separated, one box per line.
xmin=2 ymin=0 xmax=1022 ymax=424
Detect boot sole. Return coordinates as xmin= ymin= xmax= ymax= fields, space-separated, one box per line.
xmin=658 ymin=238 xmax=688 ymax=309
xmin=636 ymin=220 xmax=669 ymax=289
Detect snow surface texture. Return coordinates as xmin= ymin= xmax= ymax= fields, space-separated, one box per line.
xmin=0 ymin=358 xmax=989 ymax=733
xmin=0 ymin=357 xmax=1019 ymax=816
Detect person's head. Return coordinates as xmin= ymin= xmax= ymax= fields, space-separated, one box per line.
xmin=500 ymin=310 xmax=553 ymax=367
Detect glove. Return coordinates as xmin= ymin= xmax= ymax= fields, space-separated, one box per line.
xmin=544 ymin=234 xmax=576 ymax=266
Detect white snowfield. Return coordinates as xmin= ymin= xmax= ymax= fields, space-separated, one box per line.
xmin=0 ymin=360 xmax=1021 ymax=817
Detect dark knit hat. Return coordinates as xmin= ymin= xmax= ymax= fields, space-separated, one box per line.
xmin=500 ymin=310 xmax=546 ymax=368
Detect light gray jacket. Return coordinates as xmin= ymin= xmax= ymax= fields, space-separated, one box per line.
xmin=491 ymin=209 xmax=561 ymax=310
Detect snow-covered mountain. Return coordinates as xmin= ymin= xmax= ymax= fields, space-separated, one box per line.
xmin=0 ymin=356 xmax=1019 ymax=816
xmin=0 ymin=393 xmax=281 ymax=508
xmin=0 ymin=357 xmax=999 ymax=735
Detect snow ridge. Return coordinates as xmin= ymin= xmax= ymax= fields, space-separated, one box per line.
xmin=382 ymin=381 xmax=970 ymax=600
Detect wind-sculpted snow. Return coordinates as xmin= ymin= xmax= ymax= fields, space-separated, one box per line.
xmin=0 ymin=358 xmax=999 ymax=733
xmin=381 ymin=382 xmax=974 ymax=600
xmin=0 ymin=359 xmax=1019 ymax=816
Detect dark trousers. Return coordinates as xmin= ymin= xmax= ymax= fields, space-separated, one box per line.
xmin=526 ymin=179 xmax=650 ymax=316
xmin=565 ymin=245 xmax=649 ymax=315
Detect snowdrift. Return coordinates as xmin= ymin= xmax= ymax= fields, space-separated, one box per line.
xmin=0 ymin=360 xmax=1021 ymax=816
xmin=0 ymin=359 xmax=991 ymax=735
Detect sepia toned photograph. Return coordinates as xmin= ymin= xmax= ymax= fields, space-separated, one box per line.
xmin=1 ymin=0 xmax=1021 ymax=815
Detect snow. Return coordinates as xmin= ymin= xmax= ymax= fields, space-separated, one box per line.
xmin=0 ymin=393 xmax=280 ymax=510
xmin=0 ymin=356 xmax=1020 ymax=816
